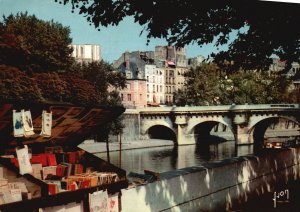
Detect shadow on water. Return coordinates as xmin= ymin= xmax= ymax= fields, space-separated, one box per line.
xmin=195 ymin=135 xmax=229 ymax=161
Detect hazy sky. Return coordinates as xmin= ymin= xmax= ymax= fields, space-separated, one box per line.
xmin=0 ymin=0 xmax=298 ymax=63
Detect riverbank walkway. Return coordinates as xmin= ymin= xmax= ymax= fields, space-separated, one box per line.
xmin=78 ymin=139 xmax=174 ymax=153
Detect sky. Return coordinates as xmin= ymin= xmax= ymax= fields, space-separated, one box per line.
xmin=0 ymin=0 xmax=299 ymax=63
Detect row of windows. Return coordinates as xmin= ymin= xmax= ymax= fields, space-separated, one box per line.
xmin=165 ymin=77 xmax=175 ymax=84
xmin=145 ymin=84 xmax=175 ymax=93
xmin=120 ymin=93 xmax=174 ymax=104
xmin=146 ymin=76 xmax=163 ymax=83
xmin=121 ymin=93 xmax=144 ymax=102
xmin=146 ymin=69 xmax=163 ymax=75
xmin=147 ymin=85 xmax=163 ymax=93
xmin=146 ymin=68 xmax=188 ymax=76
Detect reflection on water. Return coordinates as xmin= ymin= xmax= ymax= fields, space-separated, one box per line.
xmin=95 ymin=140 xmax=254 ymax=174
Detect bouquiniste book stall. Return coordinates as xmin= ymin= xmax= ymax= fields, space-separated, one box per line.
xmin=0 ymin=102 xmax=128 ymax=212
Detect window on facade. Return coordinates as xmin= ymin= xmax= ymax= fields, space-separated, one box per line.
xmin=157 ymin=85 xmax=159 ymax=92
xmin=147 ymin=84 xmax=149 ymax=92
xmin=147 ymin=76 xmax=149 ymax=82
xmin=80 ymin=46 xmax=84 ymax=56
xmin=153 ymin=76 xmax=155 ymax=83
xmin=140 ymin=94 xmax=142 ymax=101
xmin=153 ymin=85 xmax=155 ymax=93
xmin=160 ymin=85 xmax=162 ymax=92
xmin=127 ymin=94 xmax=131 ymax=101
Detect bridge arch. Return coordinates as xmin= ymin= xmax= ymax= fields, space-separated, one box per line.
xmin=248 ymin=115 xmax=300 ymax=130
xmin=249 ymin=116 xmax=300 ymax=149
xmin=147 ymin=125 xmax=177 ymax=143
xmin=191 ymin=120 xmax=235 ymax=144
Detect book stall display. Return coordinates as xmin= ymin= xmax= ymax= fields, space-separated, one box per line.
xmin=0 ymin=103 xmax=128 ymax=211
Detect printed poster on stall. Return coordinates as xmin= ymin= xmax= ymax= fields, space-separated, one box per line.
xmin=16 ymin=145 xmax=33 ymax=175
xmin=13 ymin=110 xmax=24 ymax=137
xmin=22 ymin=110 xmax=35 ymax=137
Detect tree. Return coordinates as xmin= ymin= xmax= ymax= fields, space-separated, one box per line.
xmin=174 ymin=63 xmax=293 ymax=106
xmin=72 ymin=61 xmax=126 ymax=141
xmin=60 ymin=0 xmax=300 ymax=72
xmin=0 ymin=12 xmax=74 ymax=73
xmin=0 ymin=65 xmax=43 ymax=103
xmin=72 ymin=61 xmax=126 ymax=104
xmin=175 ymin=63 xmax=223 ymax=106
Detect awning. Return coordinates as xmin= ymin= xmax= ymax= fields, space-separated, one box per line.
xmin=167 ymin=61 xmax=175 ymax=66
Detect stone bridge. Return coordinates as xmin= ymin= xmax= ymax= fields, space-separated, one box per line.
xmin=125 ymin=104 xmax=300 ymax=146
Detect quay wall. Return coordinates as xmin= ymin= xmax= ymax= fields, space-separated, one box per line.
xmin=120 ymin=147 xmax=300 ymax=211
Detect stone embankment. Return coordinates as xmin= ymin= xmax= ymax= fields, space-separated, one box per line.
xmin=120 ymin=146 xmax=300 ymax=211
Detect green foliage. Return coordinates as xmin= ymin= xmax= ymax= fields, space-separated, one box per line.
xmin=175 ymin=64 xmax=294 ymax=106
xmin=175 ymin=64 xmax=223 ymax=106
xmin=0 ymin=12 xmax=74 ymax=73
xmin=61 ymin=0 xmax=300 ymax=71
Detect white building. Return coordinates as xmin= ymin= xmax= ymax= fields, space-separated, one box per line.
xmin=71 ymin=44 xmax=101 ymax=63
xmin=145 ymin=64 xmax=165 ymax=105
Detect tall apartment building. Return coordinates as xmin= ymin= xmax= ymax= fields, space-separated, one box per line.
xmin=71 ymin=44 xmax=101 ymax=63
xmin=145 ymin=64 xmax=165 ymax=106
xmin=155 ymin=46 xmax=188 ymax=101
xmin=113 ymin=51 xmax=153 ymax=108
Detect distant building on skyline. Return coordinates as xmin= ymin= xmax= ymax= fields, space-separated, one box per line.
xmin=71 ymin=44 xmax=101 ymax=63
xmin=188 ymin=55 xmax=206 ymax=69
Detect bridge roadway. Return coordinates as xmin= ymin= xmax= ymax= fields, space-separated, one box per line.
xmin=124 ymin=104 xmax=300 ymax=146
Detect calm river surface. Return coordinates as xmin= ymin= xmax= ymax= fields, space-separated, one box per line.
xmin=95 ymin=141 xmax=254 ymax=174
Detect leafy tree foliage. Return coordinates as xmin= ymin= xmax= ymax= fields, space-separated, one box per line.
xmin=0 ymin=65 xmax=102 ymax=105
xmin=0 ymin=65 xmax=43 ymax=103
xmin=34 ymin=72 xmax=71 ymax=102
xmin=71 ymin=61 xmax=126 ymax=140
xmin=175 ymin=63 xmax=294 ymax=106
xmin=72 ymin=61 xmax=126 ymax=104
xmin=0 ymin=12 xmax=74 ymax=73
xmin=60 ymin=0 xmax=300 ymax=71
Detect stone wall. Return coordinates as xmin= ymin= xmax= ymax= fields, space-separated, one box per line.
xmin=120 ymin=147 xmax=300 ymax=211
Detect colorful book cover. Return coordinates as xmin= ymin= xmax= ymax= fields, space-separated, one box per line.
xmin=47 ymin=154 xmax=57 ymax=166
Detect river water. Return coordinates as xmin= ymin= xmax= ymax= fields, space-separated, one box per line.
xmin=95 ymin=140 xmax=254 ymax=174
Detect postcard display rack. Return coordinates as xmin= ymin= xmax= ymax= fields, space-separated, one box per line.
xmin=0 ymin=103 xmax=128 ymax=211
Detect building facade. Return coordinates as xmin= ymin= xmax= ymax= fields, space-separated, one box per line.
xmin=145 ymin=64 xmax=165 ymax=105
xmin=121 ymin=79 xmax=147 ymax=108
xmin=114 ymin=46 xmax=189 ymax=108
